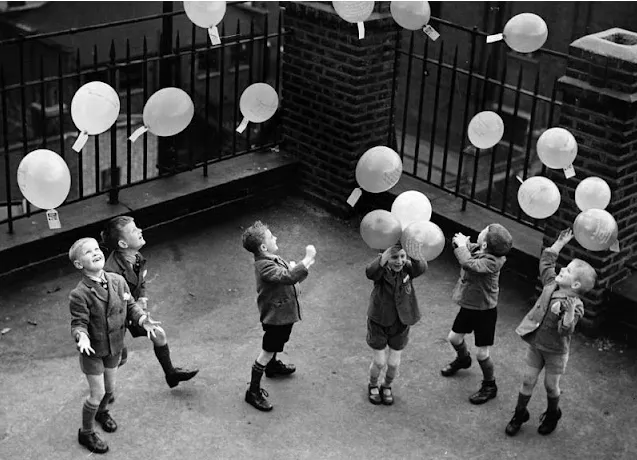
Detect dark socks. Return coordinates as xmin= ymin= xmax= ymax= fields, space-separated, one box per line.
xmin=97 ymin=392 xmax=113 ymax=414
xmin=547 ymin=395 xmax=560 ymax=413
xmin=452 ymin=340 xmax=469 ymax=358
xmin=478 ymin=357 xmax=495 ymax=382
xmin=81 ymin=399 xmax=99 ymax=432
xmin=154 ymin=344 xmax=175 ymax=375
xmin=516 ymin=392 xmax=532 ymax=412
xmin=250 ymin=360 xmax=266 ymax=392
xmin=384 ymin=364 xmax=398 ymax=387
xmin=268 ymin=352 xmax=278 ymax=366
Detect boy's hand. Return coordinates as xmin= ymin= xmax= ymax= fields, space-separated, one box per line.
xmin=141 ymin=316 xmax=162 ymax=339
xmin=138 ymin=297 xmax=148 ymax=309
xmin=556 ymin=228 xmax=574 ymax=247
xmin=289 ymin=261 xmax=296 ymax=268
xmin=453 ymin=233 xmax=470 ymax=247
xmin=550 ymin=301 xmax=562 ymax=315
xmin=380 ymin=247 xmax=393 ymax=266
xmin=77 ymin=333 xmax=95 ymax=356
xmin=305 ymin=245 xmax=317 ymax=259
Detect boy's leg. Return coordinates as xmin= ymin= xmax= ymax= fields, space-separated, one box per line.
xmin=246 ymin=324 xmax=278 ymax=411
xmin=505 ymin=351 xmax=543 ymax=436
xmin=469 ymin=346 xmax=497 ymax=404
xmin=78 ymin=356 xmax=109 ymax=454
xmin=368 ymin=348 xmax=387 ymax=404
xmin=151 ymin=327 xmax=199 ymax=388
xmin=538 ymin=355 xmax=566 ymax=435
xmin=441 ymin=309 xmax=473 ymax=377
xmin=95 ymin=361 xmax=119 ymax=433
xmin=381 ymin=348 xmax=403 ymax=405
xmin=265 ymin=324 xmax=296 ymax=377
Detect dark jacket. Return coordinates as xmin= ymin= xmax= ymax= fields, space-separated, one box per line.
xmin=104 ymin=250 xmax=147 ymax=300
xmin=365 ymin=256 xmax=428 ymax=327
xmin=515 ymin=249 xmax=584 ymax=354
xmin=254 ymin=253 xmax=309 ymax=325
xmin=452 ymin=243 xmax=506 ymax=310
xmin=70 ymin=272 xmax=145 ymax=357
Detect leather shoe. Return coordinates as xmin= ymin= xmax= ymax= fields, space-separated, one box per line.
xmin=166 ymin=367 xmax=199 ymax=388
xmin=505 ymin=408 xmax=530 ymax=436
xmin=441 ymin=355 xmax=472 ymax=377
xmin=95 ymin=410 xmax=117 ymax=433
xmin=265 ymin=360 xmax=296 ymax=378
xmin=368 ymin=384 xmax=382 ymax=405
xmin=469 ymin=380 xmax=498 ymax=405
xmin=245 ymin=387 xmax=273 ymax=411
xmin=538 ymin=408 xmax=562 ymax=435
xmin=78 ymin=429 xmax=109 ymax=454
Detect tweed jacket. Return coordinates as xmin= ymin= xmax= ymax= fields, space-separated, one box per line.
xmin=104 ymin=250 xmax=147 ymax=300
xmin=70 ymin=272 xmax=146 ymax=357
xmin=452 ymin=243 xmax=506 ymax=310
xmin=515 ymin=249 xmax=584 ymax=353
xmin=253 ymin=252 xmax=309 ymax=326
xmin=365 ymin=255 xmax=428 ymax=327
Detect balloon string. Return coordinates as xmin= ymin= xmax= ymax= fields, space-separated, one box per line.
xmin=72 ymin=132 xmax=89 ymax=152
xmin=236 ymin=117 xmax=249 ymax=133
xmin=129 ymin=125 xmax=149 ymax=143
xmin=357 ymin=22 xmax=365 ymax=40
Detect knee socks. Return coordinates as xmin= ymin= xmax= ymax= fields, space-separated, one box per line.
xmin=547 ymin=395 xmax=560 ymax=413
xmin=369 ymin=361 xmax=383 ymax=387
xmin=452 ymin=340 xmax=469 ymax=358
xmin=154 ymin=344 xmax=175 ymax=375
xmin=478 ymin=357 xmax=495 ymax=382
xmin=97 ymin=392 xmax=113 ymax=415
xmin=516 ymin=392 xmax=532 ymax=412
xmin=81 ymin=399 xmax=99 ymax=433
xmin=250 ymin=361 xmax=266 ymax=392
xmin=384 ymin=364 xmax=398 ymax=387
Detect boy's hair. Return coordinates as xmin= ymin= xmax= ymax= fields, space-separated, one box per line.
xmin=242 ymin=220 xmax=269 ymax=255
xmin=571 ymin=259 xmax=597 ymax=294
xmin=485 ymin=223 xmax=513 ymax=257
xmin=69 ymin=237 xmax=96 ymax=264
xmin=101 ymin=216 xmax=134 ymax=250
xmin=388 ymin=242 xmax=404 ymax=255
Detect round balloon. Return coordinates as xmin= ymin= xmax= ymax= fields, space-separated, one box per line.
xmin=332 ymin=1 xmax=374 ymax=23
xmin=391 ymin=190 xmax=432 ymax=229
xmin=467 ymin=111 xmax=504 ymax=149
xmin=17 ymin=149 xmax=71 ymax=210
xmin=143 ymin=88 xmax=194 ymax=137
xmin=517 ymin=176 xmax=561 ymax=219
xmin=401 ymin=220 xmax=445 ymax=261
xmin=239 ymin=83 xmax=279 ymax=123
xmin=575 ymin=177 xmax=611 ymax=212
xmin=536 ymin=127 xmax=578 ymax=170
xmin=355 ymin=146 xmax=403 ymax=193
xmin=360 ymin=210 xmax=403 ymax=250
xmin=184 ymin=1 xmax=226 ymax=28
xmin=390 ymin=1 xmax=431 ymax=31
xmin=503 ymin=13 xmax=548 ymax=53
xmin=573 ymin=208 xmax=618 ymax=251
xmin=71 ymin=81 xmax=120 ymax=135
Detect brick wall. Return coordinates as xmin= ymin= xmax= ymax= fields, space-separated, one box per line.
xmin=542 ymin=28 xmax=637 ymax=334
xmin=281 ymin=1 xmax=398 ymax=216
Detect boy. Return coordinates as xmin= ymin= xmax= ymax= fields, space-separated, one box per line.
xmin=69 ymin=237 xmax=160 ymax=454
xmin=365 ymin=243 xmax=427 ymax=405
xmin=101 ymin=216 xmax=199 ymax=390
xmin=441 ymin=223 xmax=513 ymax=405
xmin=241 ymin=221 xmax=316 ymax=411
xmin=506 ymin=228 xmax=596 ymax=436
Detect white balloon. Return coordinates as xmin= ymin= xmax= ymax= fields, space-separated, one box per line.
xmin=517 ymin=176 xmax=561 ymax=219
xmin=503 ymin=13 xmax=548 ymax=53
xmin=184 ymin=1 xmax=226 ymax=28
xmin=467 ymin=111 xmax=504 ymax=149
xmin=390 ymin=1 xmax=431 ymax=31
xmin=536 ymin=127 xmax=577 ymax=170
xmin=575 ymin=177 xmax=611 ymax=212
xmin=71 ymin=81 xmax=120 ymax=135
xmin=239 ymin=83 xmax=279 ymax=123
xmin=391 ymin=191 xmax=432 ymax=229
xmin=17 ymin=149 xmax=71 ymax=210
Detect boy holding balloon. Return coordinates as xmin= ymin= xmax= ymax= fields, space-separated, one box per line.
xmin=442 ymin=224 xmax=513 ymax=405
xmin=506 ymin=228 xmax=596 ymax=437
xmin=365 ymin=243 xmax=427 ymax=405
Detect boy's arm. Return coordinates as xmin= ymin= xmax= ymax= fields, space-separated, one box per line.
xmin=405 ymin=258 xmax=428 ymax=278
xmin=540 ymin=228 xmax=573 ymax=286
xmin=454 ymin=245 xmax=497 ymax=274
xmin=558 ymin=298 xmax=584 ymax=336
xmin=365 ymin=255 xmax=385 ymax=281
xmin=258 ymin=259 xmax=309 ymax=285
xmin=69 ymin=290 xmax=90 ymax=340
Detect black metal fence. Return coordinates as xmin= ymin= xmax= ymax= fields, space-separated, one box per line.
xmin=391 ymin=16 xmax=573 ymax=231
xmin=0 ymin=4 xmax=287 ymax=233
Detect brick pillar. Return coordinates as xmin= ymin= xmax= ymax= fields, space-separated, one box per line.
xmin=543 ymin=28 xmax=637 ymax=334
xmin=281 ymin=2 xmax=398 ymax=216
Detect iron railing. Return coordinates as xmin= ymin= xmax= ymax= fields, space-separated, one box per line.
xmin=0 ymin=4 xmax=287 ymax=233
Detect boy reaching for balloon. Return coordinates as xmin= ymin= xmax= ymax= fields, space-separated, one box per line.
xmin=441 ymin=223 xmax=513 ymax=405
xmin=365 ymin=243 xmax=427 ymax=405
xmin=505 ymin=228 xmax=596 ymax=437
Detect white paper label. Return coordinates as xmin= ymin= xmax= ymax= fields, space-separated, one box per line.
xmin=72 ymin=132 xmax=89 ymax=152
xmin=347 ymin=187 xmax=363 ymax=207
xmin=423 ymin=25 xmax=440 ymax=41
xmin=486 ymin=33 xmax=504 ymax=43
xmin=357 ymin=22 xmax=365 ymax=39
xmin=516 ymin=175 xmax=524 ymax=184
xmin=609 ymin=240 xmax=620 ymax=252
xmin=129 ymin=125 xmax=149 ymax=143
xmin=46 ymin=209 xmax=61 ymax=229
xmin=208 ymin=26 xmax=221 ymax=45
xmin=563 ymin=164 xmax=576 ymax=178
xmin=236 ymin=117 xmax=249 ymax=133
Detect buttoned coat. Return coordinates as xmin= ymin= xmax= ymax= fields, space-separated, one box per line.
xmin=104 ymin=250 xmax=147 ymax=300
xmin=452 ymin=243 xmax=506 ymax=310
xmin=70 ymin=272 xmax=145 ymax=357
xmin=254 ymin=253 xmax=308 ymax=325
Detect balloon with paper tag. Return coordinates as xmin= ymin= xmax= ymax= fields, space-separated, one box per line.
xmin=17 ymin=149 xmax=71 ymax=210
xmin=332 ymin=1 xmax=374 ymax=39
xmin=573 ymin=208 xmax=619 ymax=251
xmin=517 ymin=176 xmax=561 ymax=219
xmin=129 ymin=88 xmax=195 ymax=142
xmin=467 ymin=111 xmax=504 ymax=149
xmin=236 ymin=83 xmax=279 ymax=133
xmin=356 ymin=146 xmax=402 ymax=193
xmin=536 ymin=127 xmax=578 ymax=177
xmin=184 ymin=1 xmax=226 ymax=45
xmin=360 ymin=210 xmax=403 ymax=250
xmin=575 ymin=177 xmax=611 ymax=212
xmin=391 ymin=191 xmax=432 ymax=229
xmin=401 ymin=221 xmax=445 ymax=261
xmin=390 ymin=1 xmax=431 ymax=30
xmin=503 ymin=13 xmax=548 ymax=53
xmin=71 ymin=81 xmax=120 ymax=152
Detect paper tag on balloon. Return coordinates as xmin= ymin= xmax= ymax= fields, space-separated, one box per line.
xmin=486 ymin=33 xmax=504 ymax=43
xmin=516 ymin=175 xmax=524 ymax=184
xmin=46 ymin=209 xmax=61 ymax=229
xmin=423 ymin=25 xmax=440 ymax=41
xmin=236 ymin=117 xmax=249 ymax=133
xmin=129 ymin=125 xmax=149 ymax=143
xmin=563 ymin=164 xmax=575 ymax=179
xmin=72 ymin=132 xmax=89 ymax=152
xmin=357 ymin=22 xmax=365 ymax=40
xmin=347 ymin=187 xmax=363 ymax=207
xmin=208 ymin=26 xmax=221 ymax=45
xmin=609 ymin=240 xmax=620 ymax=252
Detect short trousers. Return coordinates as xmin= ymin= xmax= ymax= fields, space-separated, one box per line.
xmin=79 ymin=352 xmax=121 ymax=375
xmin=366 ymin=318 xmax=410 ymax=351
xmin=525 ymin=344 xmax=569 ymax=375
xmin=262 ymin=323 xmax=294 ymax=352
xmin=451 ymin=307 xmax=497 ymax=347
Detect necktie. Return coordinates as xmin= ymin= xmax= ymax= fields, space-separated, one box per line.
xmin=99 ymin=278 xmax=108 ymax=290
xmin=133 ymin=254 xmax=142 ymax=274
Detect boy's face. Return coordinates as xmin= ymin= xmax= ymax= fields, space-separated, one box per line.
xmin=388 ymin=249 xmax=407 ymax=272
xmin=555 ymin=261 xmax=581 ymax=291
xmin=118 ymin=221 xmax=145 ymax=251
xmin=261 ymin=229 xmax=278 ymax=253
xmin=73 ymin=239 xmax=104 ymax=273
xmin=477 ymin=226 xmax=488 ymax=246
